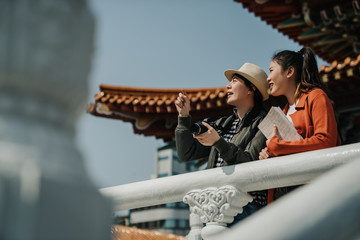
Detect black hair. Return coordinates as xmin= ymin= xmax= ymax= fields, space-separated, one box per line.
xmin=272 ymin=47 xmax=327 ymax=101
xmin=233 ymin=73 xmax=263 ymax=108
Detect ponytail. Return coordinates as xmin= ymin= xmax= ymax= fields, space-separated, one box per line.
xmin=272 ymin=47 xmax=327 ymax=101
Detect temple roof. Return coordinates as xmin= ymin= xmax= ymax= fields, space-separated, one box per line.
xmin=234 ymin=0 xmax=360 ymax=63
xmin=111 ymin=225 xmax=185 ymax=240
xmin=88 ymin=86 xmax=233 ymax=142
xmin=88 ymin=55 xmax=360 ymax=142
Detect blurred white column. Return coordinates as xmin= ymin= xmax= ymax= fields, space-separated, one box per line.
xmin=0 ymin=1 xmax=112 ymax=239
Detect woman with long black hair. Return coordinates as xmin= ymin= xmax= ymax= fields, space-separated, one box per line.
xmin=259 ymin=47 xmax=341 ymax=202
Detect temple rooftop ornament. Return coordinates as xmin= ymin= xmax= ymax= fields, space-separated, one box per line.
xmin=235 ymin=0 xmax=360 ymax=62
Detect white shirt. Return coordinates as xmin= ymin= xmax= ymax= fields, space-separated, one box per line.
xmin=286 ymin=100 xmax=298 ymax=123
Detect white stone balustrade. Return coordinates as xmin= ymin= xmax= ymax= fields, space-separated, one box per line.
xmin=100 ymin=143 xmax=360 ymax=240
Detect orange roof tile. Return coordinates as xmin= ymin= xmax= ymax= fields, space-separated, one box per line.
xmin=112 ymin=225 xmax=185 ymax=240
xmin=94 ymin=85 xmax=228 ymax=114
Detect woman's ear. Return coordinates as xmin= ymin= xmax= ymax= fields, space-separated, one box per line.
xmin=248 ymin=86 xmax=256 ymax=97
xmin=287 ymin=66 xmax=295 ymax=78
xmin=248 ymin=85 xmax=256 ymax=94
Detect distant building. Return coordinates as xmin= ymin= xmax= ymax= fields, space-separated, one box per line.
xmin=113 ymin=210 xmax=130 ymax=226
xmin=155 ymin=142 xmax=199 ymax=178
xmin=113 ymin=142 xmax=198 ymax=236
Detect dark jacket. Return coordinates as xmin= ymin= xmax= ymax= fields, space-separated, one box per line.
xmin=175 ymin=106 xmax=267 ymax=168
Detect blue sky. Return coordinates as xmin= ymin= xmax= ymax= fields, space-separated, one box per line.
xmin=76 ymin=0 xmax=328 ymax=188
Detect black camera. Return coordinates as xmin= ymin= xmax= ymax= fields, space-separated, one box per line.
xmin=190 ymin=122 xmax=208 ymax=135
xmin=190 ymin=119 xmax=218 ymax=135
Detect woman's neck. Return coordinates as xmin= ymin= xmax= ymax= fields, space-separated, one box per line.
xmin=285 ymin=81 xmax=297 ymax=105
xmin=236 ymin=102 xmax=254 ymax=120
xmin=286 ymin=94 xmax=296 ymax=105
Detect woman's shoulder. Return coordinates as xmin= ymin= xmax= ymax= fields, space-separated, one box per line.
xmin=310 ymin=88 xmax=326 ymax=93
xmin=214 ymin=114 xmax=233 ymax=126
xmin=258 ymin=108 xmax=268 ymax=118
xmin=250 ymin=108 xmax=267 ymax=125
xmin=304 ymin=88 xmax=328 ymax=101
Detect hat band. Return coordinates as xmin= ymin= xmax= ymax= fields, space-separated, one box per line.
xmin=232 ymin=73 xmax=250 ymax=83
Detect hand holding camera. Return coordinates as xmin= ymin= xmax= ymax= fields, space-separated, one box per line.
xmin=192 ymin=121 xmax=220 ymax=146
xmin=190 ymin=122 xmax=209 ymax=135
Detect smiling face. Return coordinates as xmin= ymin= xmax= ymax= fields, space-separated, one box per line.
xmin=267 ymin=60 xmax=294 ymax=97
xmin=226 ymin=75 xmax=254 ymax=107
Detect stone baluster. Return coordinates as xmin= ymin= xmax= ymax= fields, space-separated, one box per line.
xmin=183 ymin=185 xmax=253 ymax=240
xmin=186 ymin=212 xmax=203 ymax=240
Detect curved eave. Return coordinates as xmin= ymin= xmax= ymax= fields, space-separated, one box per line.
xmin=88 ymin=86 xmax=233 ymax=142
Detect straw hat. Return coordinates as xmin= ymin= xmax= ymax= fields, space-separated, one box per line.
xmin=224 ymin=62 xmax=269 ymax=101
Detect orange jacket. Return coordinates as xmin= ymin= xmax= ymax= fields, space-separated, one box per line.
xmin=267 ymin=88 xmax=341 ymax=156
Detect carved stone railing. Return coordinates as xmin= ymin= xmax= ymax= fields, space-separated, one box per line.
xmin=183 ymin=185 xmax=252 ymax=239
xmin=100 ymin=143 xmax=360 ymax=240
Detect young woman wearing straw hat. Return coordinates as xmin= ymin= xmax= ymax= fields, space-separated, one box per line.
xmin=175 ymin=62 xmax=269 ymax=221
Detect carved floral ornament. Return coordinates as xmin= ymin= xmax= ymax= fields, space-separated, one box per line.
xmin=183 ymin=185 xmax=253 ymax=224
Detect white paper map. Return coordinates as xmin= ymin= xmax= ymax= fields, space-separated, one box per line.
xmin=258 ymin=106 xmax=303 ymax=141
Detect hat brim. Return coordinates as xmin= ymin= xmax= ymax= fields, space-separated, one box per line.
xmin=224 ymin=69 xmax=269 ymax=101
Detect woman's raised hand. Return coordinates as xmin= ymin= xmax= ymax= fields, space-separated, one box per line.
xmin=175 ymin=89 xmax=190 ymax=117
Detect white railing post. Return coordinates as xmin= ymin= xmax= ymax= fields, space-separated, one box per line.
xmin=186 ymin=212 xmax=202 ymax=240
xmin=183 ymin=185 xmax=253 ymax=240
